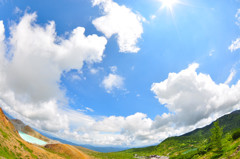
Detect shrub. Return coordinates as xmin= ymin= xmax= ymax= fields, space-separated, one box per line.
xmin=210 ymin=152 xmax=223 ymax=159
xmin=232 ymin=130 xmax=240 ymax=140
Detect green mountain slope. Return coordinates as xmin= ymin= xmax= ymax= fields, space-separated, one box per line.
xmin=156 ymin=110 xmax=240 ymax=156
xmin=81 ymin=110 xmax=240 ymax=159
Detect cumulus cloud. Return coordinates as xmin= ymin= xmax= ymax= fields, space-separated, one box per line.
xmin=229 ymin=9 xmax=240 ymax=52
xmin=0 ymin=12 xmax=107 ymax=133
xmin=102 ymin=73 xmax=124 ymax=93
xmin=2 ymin=11 xmax=240 ymax=148
xmin=0 ymin=12 xmax=158 ymax=147
xmin=5 ymin=13 xmax=107 ymax=104
xmin=0 ymin=21 xmax=5 ymax=64
xmin=65 ymin=112 xmax=155 ymax=146
xmin=49 ymin=63 xmax=240 ymax=146
xmin=92 ymin=0 xmax=145 ymax=53
xmin=151 ymin=63 xmax=240 ymax=129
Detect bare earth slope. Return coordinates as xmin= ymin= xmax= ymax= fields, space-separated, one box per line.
xmin=0 ymin=107 xmax=91 ymax=159
xmin=45 ymin=144 xmax=91 ymax=159
xmin=10 ymin=118 xmax=58 ymax=144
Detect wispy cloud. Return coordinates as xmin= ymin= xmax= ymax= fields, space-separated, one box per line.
xmin=77 ymin=107 xmax=94 ymax=112
xmin=229 ymin=9 xmax=240 ymax=52
xmin=150 ymin=14 xmax=156 ymax=20
xmin=110 ymin=66 xmax=118 ymax=73
xmin=209 ymin=49 xmax=215 ymax=56
xmin=86 ymin=107 xmax=94 ymax=112
xmin=229 ymin=38 xmax=240 ymax=52
xmin=224 ymin=69 xmax=236 ymax=85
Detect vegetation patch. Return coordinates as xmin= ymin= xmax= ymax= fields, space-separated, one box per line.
xmin=0 ymin=146 xmax=17 ymax=159
xmin=232 ymin=129 xmax=240 ymax=140
xmin=182 ymin=148 xmax=198 ymax=155
xmin=0 ymin=128 xmax=8 ymax=138
xmin=17 ymin=139 xmax=33 ymax=154
xmin=82 ymin=113 xmax=240 ymax=159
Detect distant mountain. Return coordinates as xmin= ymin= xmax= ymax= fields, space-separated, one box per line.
xmin=75 ymin=145 xmax=129 ymax=153
xmin=41 ymin=132 xmax=129 ymax=152
xmin=3 ymin=109 xmax=127 ymax=153
xmin=4 ymin=107 xmax=240 ymax=159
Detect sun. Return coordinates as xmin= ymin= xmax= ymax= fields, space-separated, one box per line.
xmin=159 ymin=0 xmax=179 ymax=11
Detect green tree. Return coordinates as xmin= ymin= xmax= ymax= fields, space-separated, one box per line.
xmin=210 ymin=121 xmax=223 ymax=152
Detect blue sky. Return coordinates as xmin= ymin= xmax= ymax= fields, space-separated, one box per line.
xmin=0 ymin=0 xmax=240 ymax=147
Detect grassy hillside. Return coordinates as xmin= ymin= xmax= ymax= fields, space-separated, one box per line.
xmin=79 ymin=110 xmax=240 ymax=159
xmin=2 ymin=106 xmax=240 ymax=159
xmin=155 ymin=110 xmax=240 ymax=157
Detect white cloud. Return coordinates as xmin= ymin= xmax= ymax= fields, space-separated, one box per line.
xmin=60 ymin=63 xmax=240 ymax=146
xmin=92 ymin=0 xmax=145 ymax=53
xmin=0 ymin=12 xmax=107 ymax=134
xmin=85 ymin=107 xmax=94 ymax=112
xmin=0 ymin=13 xmax=161 ymax=147
xmin=0 ymin=21 xmax=5 ymax=62
xmin=90 ymin=68 xmax=98 ymax=74
xmin=77 ymin=107 xmax=94 ymax=112
xmin=102 ymin=73 xmax=124 ymax=93
xmin=224 ymin=69 xmax=236 ymax=85
xmin=110 ymin=65 xmax=117 ymax=73
xmin=236 ymin=9 xmax=240 ymax=27
xmin=209 ymin=49 xmax=215 ymax=56
xmin=150 ymin=15 xmax=156 ymax=20
xmin=229 ymin=38 xmax=240 ymax=52
xmin=14 ymin=7 xmax=22 ymax=14
xmin=229 ymin=9 xmax=240 ymax=52
xmin=151 ymin=63 xmax=240 ymax=129
xmin=2 ymin=10 xmax=240 ymax=148
xmin=5 ymin=13 xmax=107 ymax=104
xmin=89 ymin=66 xmax=104 ymax=75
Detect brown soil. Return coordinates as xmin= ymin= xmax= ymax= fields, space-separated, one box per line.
xmin=0 ymin=107 xmax=92 ymax=159
xmin=45 ymin=143 xmax=91 ymax=159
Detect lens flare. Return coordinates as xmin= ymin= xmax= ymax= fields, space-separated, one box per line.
xmin=159 ymin=0 xmax=179 ymax=11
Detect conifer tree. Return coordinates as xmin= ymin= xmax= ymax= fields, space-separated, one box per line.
xmin=210 ymin=121 xmax=223 ymax=151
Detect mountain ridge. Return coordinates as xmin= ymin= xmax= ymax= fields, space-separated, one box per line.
xmin=84 ymin=109 xmax=240 ymax=158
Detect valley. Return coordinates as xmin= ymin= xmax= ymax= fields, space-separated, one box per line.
xmin=1 ymin=107 xmax=240 ymax=158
